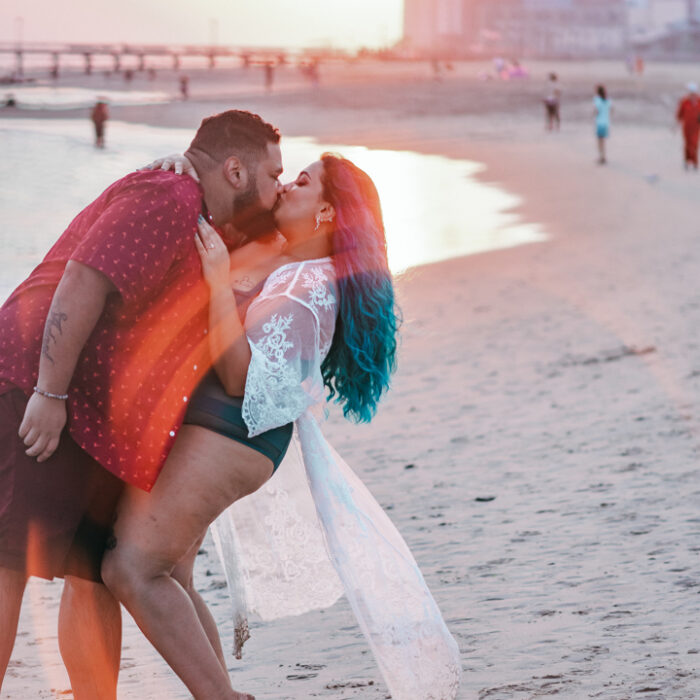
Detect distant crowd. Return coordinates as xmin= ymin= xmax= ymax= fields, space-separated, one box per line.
xmin=542 ymin=71 xmax=700 ymax=170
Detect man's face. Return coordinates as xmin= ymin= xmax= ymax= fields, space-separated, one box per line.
xmin=255 ymin=142 xmax=283 ymax=212
xmin=231 ymin=142 xmax=283 ymax=240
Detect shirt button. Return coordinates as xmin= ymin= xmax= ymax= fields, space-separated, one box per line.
xmin=169 ymin=430 xmax=176 ymax=437
xmin=183 ymin=396 xmax=188 ymax=402
xmin=193 ymin=364 xmax=198 ymax=371
xmin=203 ymin=329 xmax=208 ymax=335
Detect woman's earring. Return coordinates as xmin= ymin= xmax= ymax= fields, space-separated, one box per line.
xmin=314 ymin=213 xmax=322 ymax=231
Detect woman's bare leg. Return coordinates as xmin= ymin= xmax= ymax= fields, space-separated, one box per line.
xmin=102 ymin=426 xmax=273 ymax=700
xmin=172 ymin=535 xmax=227 ymax=673
xmin=598 ymin=137 xmax=607 ymax=164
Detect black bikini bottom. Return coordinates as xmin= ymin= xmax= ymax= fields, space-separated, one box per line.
xmin=183 ymin=371 xmax=293 ymax=472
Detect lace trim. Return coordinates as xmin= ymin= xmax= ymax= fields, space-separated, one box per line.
xmin=258 ymin=313 xmax=294 ymax=368
xmin=242 ymin=311 xmax=309 ymax=436
xmin=301 ymin=266 xmax=334 ymax=313
xmin=238 ymin=473 xmax=344 ymax=619
xmin=233 ymin=615 xmax=250 ymax=660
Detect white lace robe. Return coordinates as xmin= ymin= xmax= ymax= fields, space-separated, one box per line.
xmin=210 ymin=258 xmax=462 ymax=699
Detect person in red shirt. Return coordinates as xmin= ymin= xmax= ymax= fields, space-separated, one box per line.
xmin=0 ymin=110 xmax=283 ymax=698
xmin=676 ymin=82 xmax=700 ymax=170
xmin=90 ymin=99 xmax=109 ymax=148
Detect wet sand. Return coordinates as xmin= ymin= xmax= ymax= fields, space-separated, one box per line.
xmin=2 ymin=60 xmax=700 ymax=699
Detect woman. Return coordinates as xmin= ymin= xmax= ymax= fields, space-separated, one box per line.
xmin=102 ymin=154 xmax=461 ymax=699
xmin=593 ymin=85 xmax=612 ymax=165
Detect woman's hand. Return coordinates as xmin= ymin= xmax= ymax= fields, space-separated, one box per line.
xmin=140 ymin=153 xmax=199 ymax=182
xmin=194 ymin=216 xmax=231 ymax=292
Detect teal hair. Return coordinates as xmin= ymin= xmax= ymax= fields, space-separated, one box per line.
xmin=319 ymin=153 xmax=401 ymax=423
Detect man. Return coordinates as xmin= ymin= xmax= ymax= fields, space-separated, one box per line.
xmin=676 ymin=82 xmax=700 ymax=170
xmin=543 ymin=72 xmax=561 ymax=132
xmin=0 ymin=109 xmax=283 ymax=698
xmin=91 ymin=98 xmax=109 ymax=148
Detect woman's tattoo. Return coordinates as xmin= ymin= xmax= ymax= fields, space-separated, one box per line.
xmin=42 ymin=310 xmax=68 ymax=364
xmin=233 ymin=275 xmax=254 ymax=290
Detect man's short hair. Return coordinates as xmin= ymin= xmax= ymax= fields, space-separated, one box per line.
xmin=188 ymin=110 xmax=280 ymax=168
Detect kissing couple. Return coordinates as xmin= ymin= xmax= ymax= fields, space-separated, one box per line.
xmin=0 ymin=110 xmax=461 ymax=699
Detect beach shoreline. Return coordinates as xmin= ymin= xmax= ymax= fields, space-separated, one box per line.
xmin=2 ymin=60 xmax=700 ymax=699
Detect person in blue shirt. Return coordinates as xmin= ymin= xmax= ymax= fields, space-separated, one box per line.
xmin=593 ymin=85 xmax=613 ymax=165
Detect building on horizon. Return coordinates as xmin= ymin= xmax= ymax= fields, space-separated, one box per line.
xmin=474 ymin=0 xmax=628 ymax=58
xmin=627 ymin=0 xmax=700 ymax=55
xmin=401 ymin=0 xmax=700 ymax=58
xmin=401 ymin=0 xmax=479 ymax=56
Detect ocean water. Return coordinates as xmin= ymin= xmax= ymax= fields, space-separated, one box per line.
xmin=0 ymin=117 xmax=545 ymax=303
xmin=1 ymin=85 xmax=171 ymax=109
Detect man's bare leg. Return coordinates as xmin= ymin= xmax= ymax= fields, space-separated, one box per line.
xmin=59 ymin=576 xmax=121 ymax=700
xmin=0 ymin=567 xmax=27 ymax=692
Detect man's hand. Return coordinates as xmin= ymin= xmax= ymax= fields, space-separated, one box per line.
xmin=18 ymin=392 xmax=67 ymax=462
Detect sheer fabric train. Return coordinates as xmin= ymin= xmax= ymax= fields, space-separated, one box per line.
xmin=210 ymin=258 xmax=461 ymax=698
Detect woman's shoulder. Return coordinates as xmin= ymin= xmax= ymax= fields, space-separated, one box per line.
xmin=260 ymin=257 xmax=337 ymax=312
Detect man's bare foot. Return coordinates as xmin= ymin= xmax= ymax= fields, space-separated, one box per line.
xmin=232 ymin=691 xmax=254 ymax=700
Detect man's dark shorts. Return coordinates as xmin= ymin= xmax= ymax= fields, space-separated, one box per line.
xmin=0 ymin=389 xmax=124 ymax=582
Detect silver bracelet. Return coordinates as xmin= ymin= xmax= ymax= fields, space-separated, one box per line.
xmin=33 ymin=386 xmax=69 ymax=401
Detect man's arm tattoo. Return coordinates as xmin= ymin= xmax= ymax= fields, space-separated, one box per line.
xmin=41 ymin=310 xmax=68 ymax=364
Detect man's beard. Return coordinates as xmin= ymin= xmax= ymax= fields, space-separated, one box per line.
xmin=229 ymin=176 xmax=277 ymax=244
xmin=271 ymin=196 xmax=285 ymax=231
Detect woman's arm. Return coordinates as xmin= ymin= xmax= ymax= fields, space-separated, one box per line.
xmin=241 ymin=260 xmax=338 ymax=437
xmin=195 ymin=217 xmax=250 ymax=396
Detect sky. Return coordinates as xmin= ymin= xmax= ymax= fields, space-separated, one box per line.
xmin=0 ymin=0 xmax=405 ymax=51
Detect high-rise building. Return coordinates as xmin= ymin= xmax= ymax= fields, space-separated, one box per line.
xmin=627 ymin=0 xmax=697 ymax=42
xmin=402 ymin=0 xmax=481 ymax=54
xmin=625 ymin=0 xmax=700 ymax=55
xmin=401 ymin=0 xmax=630 ymax=57
xmin=475 ymin=0 xmax=628 ymax=57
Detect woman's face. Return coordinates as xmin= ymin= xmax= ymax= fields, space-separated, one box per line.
xmin=273 ymin=160 xmax=327 ymax=234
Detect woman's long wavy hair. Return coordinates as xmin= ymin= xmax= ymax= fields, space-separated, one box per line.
xmin=319 ymin=153 xmax=401 ymax=423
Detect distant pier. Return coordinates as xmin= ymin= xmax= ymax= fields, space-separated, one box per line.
xmin=0 ymin=42 xmax=318 ymax=80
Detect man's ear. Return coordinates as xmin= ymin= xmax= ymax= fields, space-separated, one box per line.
xmin=223 ymin=155 xmax=248 ymax=191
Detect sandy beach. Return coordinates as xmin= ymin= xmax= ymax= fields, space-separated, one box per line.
xmin=2 ymin=59 xmax=700 ymax=699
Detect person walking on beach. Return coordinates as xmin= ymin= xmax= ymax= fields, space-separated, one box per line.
xmin=543 ymin=72 xmax=561 ymax=131
xmin=263 ymin=62 xmax=275 ymax=93
xmin=593 ymin=85 xmax=612 ymax=165
xmin=0 ymin=110 xmax=283 ymax=700
xmin=90 ymin=99 xmax=109 ymax=148
xmin=179 ymin=74 xmax=190 ymax=100
xmin=676 ymin=82 xmax=700 ymax=170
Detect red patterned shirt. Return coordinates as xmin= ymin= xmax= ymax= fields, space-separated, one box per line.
xmin=0 ymin=170 xmax=214 ymax=491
